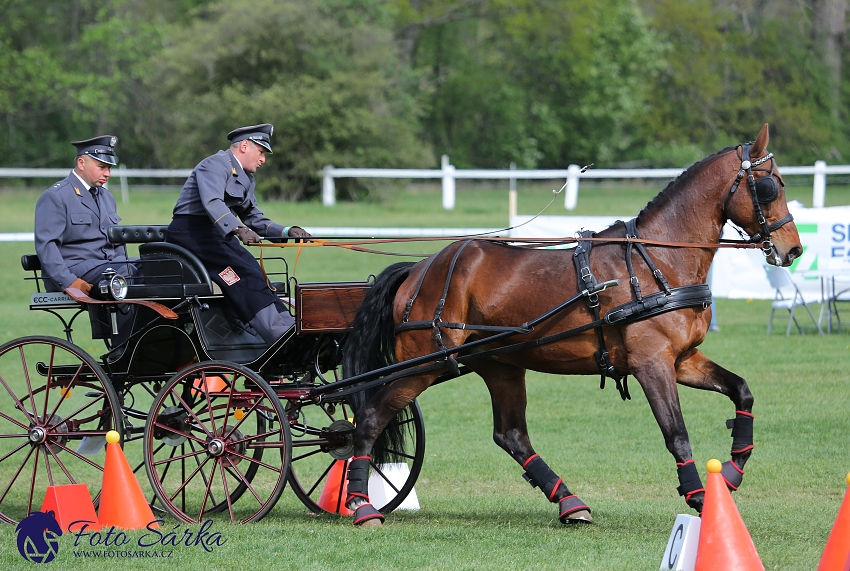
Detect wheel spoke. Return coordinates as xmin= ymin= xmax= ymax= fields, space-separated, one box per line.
xmin=224 ymin=449 xmax=283 ymax=473
xmin=49 ymin=440 xmax=105 ymax=471
xmin=43 ymin=363 xmax=87 ymax=430
xmin=28 ymin=446 xmax=40 ymax=515
xmin=151 ymin=446 xmax=206 ymax=467
xmin=217 ymin=460 xmax=235 ymax=522
xmin=187 ymin=439 xmax=219 ymax=509
xmin=40 ymin=345 xmax=56 ymax=420
xmin=0 ymin=373 xmax=36 ymax=424
xmin=45 ymin=392 xmax=106 ymax=429
xmin=0 ymin=440 xmax=31 ymax=464
xmin=375 ymin=448 xmax=416 ymax=461
xmin=18 ymin=345 xmax=38 ymax=424
xmin=370 ymin=463 xmax=401 ymax=494
xmin=149 ymin=419 xmax=208 ymax=448
xmin=0 ymin=445 xmax=36 ymax=504
xmin=305 ymin=460 xmax=335 ymax=497
xmin=166 ymin=454 xmax=213 ymax=504
xmin=169 ymin=388 xmax=215 ymax=440
xmin=291 ymin=447 xmax=324 ymax=462
xmin=0 ymin=410 xmax=29 ymax=430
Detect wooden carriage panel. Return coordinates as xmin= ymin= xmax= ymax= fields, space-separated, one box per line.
xmin=296 ymin=282 xmax=370 ymax=333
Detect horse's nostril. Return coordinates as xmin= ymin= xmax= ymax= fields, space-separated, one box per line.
xmin=787 ymin=245 xmax=803 ymax=261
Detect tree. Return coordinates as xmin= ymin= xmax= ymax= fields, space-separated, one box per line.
xmin=397 ymin=0 xmax=666 ymax=168
xmin=150 ymin=0 xmax=431 ymax=200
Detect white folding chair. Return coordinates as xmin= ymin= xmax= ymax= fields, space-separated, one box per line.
xmin=827 ymin=275 xmax=850 ymax=333
xmin=764 ymin=266 xmax=824 ymax=336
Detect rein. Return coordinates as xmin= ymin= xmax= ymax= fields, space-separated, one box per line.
xmin=254 ymin=234 xmax=766 ymax=254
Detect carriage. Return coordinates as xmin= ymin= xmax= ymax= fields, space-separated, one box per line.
xmin=0 ymin=124 xmax=803 ymax=527
xmin=2 ymin=224 xmax=424 ymax=525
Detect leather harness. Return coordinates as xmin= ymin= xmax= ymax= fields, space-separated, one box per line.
xmin=395 ymin=220 xmax=713 ymax=401
xmin=391 ymin=144 xmax=795 ymax=400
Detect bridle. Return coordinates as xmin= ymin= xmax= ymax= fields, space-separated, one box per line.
xmin=722 ymin=144 xmax=794 ymax=256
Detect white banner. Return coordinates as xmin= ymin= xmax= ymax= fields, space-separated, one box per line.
xmin=509 ymin=202 xmax=850 ymax=299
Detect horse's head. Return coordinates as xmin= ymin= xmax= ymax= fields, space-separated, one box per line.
xmin=722 ymin=123 xmax=802 ymax=266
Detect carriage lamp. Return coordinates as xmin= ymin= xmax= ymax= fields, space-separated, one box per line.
xmin=99 ymin=268 xmax=128 ymax=300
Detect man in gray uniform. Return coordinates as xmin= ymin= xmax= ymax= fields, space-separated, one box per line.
xmin=166 ymin=124 xmax=311 ymax=345
xmin=34 ymin=135 xmax=137 ymax=345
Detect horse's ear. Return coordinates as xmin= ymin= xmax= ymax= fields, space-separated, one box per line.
xmin=751 ymin=123 xmax=769 ymax=156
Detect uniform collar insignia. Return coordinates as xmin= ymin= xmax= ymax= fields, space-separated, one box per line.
xmin=74 ymin=187 xmax=81 ymax=196
xmin=232 ymin=167 xmax=237 ymax=176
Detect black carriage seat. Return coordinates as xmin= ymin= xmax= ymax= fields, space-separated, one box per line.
xmin=106 ymin=225 xmax=167 ymax=244
xmin=105 ymin=225 xmax=214 ymax=298
xmin=136 ymin=242 xmax=215 ymax=298
xmin=21 ymin=254 xmax=42 ymax=272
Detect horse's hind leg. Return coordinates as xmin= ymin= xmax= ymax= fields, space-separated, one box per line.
xmin=476 ymin=361 xmax=592 ymax=524
xmin=346 ymin=373 xmax=434 ymax=527
xmin=675 ymin=348 xmax=755 ymax=492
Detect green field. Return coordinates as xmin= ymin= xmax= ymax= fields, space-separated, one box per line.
xmin=0 ymin=182 xmax=848 ymax=570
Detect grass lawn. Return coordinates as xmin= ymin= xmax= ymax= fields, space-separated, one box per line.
xmin=0 ymin=181 xmax=847 ymax=570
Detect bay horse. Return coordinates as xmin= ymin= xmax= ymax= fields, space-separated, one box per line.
xmin=342 ymin=124 xmax=801 ymax=526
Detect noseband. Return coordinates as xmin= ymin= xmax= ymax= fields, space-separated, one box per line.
xmin=722 ymin=144 xmax=794 ymax=256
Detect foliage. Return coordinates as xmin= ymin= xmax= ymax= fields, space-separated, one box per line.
xmin=151 ymin=0 xmax=430 ymax=200
xmin=2 ymin=0 xmax=850 ymax=195
xmin=405 ymin=0 xmax=665 ymax=168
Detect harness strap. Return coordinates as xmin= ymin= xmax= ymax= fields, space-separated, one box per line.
xmin=396 ymin=320 xmax=530 ymax=334
xmin=604 ymin=284 xmax=712 ymax=325
xmin=750 ymin=212 xmax=794 ymax=243
xmin=623 ymin=219 xmax=672 ymax=295
xmin=402 ymin=252 xmax=441 ymax=323
xmin=572 ymin=231 xmax=629 ymax=399
xmin=432 ymin=241 xmax=473 ymax=355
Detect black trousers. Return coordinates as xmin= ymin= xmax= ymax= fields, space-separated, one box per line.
xmin=166 ymin=215 xmax=284 ymax=324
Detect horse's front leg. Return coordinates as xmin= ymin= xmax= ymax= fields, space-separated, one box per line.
xmin=675 ymin=348 xmax=755 ymax=492
xmin=630 ymin=356 xmax=705 ymax=513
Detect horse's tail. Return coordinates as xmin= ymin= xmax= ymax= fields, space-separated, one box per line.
xmin=344 ymin=261 xmax=416 ymax=466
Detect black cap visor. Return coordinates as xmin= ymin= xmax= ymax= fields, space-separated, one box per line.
xmin=249 ymin=137 xmax=273 ymax=153
xmin=85 ymin=152 xmax=118 ymax=166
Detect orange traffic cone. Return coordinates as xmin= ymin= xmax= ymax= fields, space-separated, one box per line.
xmin=98 ymin=430 xmax=158 ymax=529
xmin=317 ymin=459 xmax=352 ymax=515
xmin=694 ymin=459 xmax=764 ymax=571
xmin=817 ymin=473 xmax=850 ymax=571
xmin=41 ymin=484 xmax=100 ymax=532
xmin=192 ymin=375 xmax=228 ymax=397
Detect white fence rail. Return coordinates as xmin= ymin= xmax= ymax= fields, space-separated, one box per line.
xmin=322 ymin=156 xmax=849 ymax=212
xmin=0 ymin=166 xmax=192 ymax=204
xmin=2 ymin=158 xmax=848 ymax=210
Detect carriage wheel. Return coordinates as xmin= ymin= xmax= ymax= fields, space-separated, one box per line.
xmin=0 ymin=335 xmax=123 ymax=524
xmin=286 ymin=398 xmax=425 ymax=515
xmin=143 ymin=361 xmax=290 ymax=524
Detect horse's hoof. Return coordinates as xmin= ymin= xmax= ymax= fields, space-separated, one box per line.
xmin=561 ymin=509 xmax=593 ymax=524
xmin=358 ymin=518 xmax=383 ymax=528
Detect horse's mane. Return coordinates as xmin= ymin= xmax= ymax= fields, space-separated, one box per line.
xmin=637 ymin=145 xmax=736 ymax=220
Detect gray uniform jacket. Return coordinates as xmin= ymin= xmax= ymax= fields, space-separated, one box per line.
xmin=34 ymin=172 xmax=128 ymax=290
xmin=173 ymin=149 xmax=286 ymax=239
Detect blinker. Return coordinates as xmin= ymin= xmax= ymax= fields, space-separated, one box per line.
xmin=754 ymin=175 xmax=779 ymax=203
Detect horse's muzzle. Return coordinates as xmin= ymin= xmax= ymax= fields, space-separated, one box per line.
xmin=769 ymin=244 xmax=802 ymax=267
